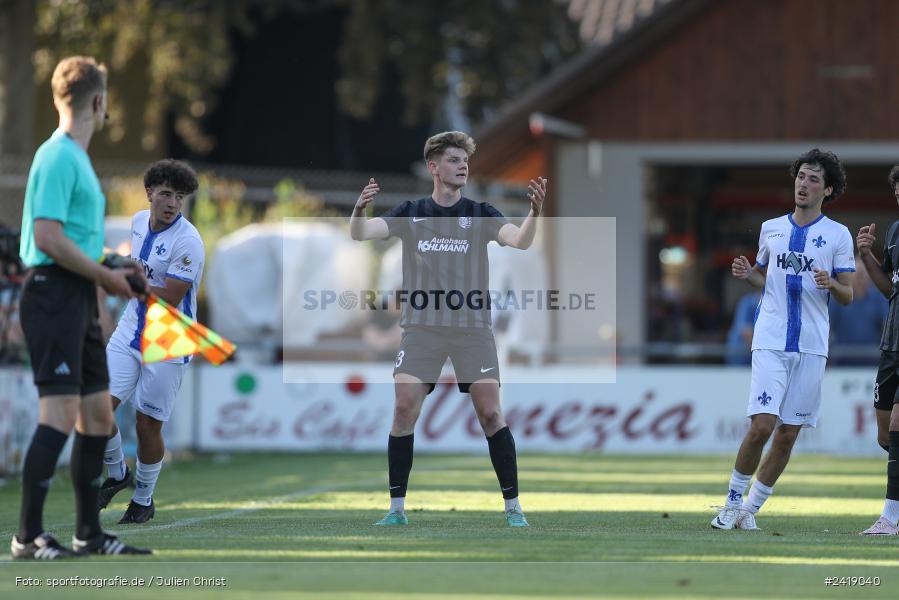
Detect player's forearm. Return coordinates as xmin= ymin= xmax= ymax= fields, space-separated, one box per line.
xmin=150 ymin=285 xmax=187 ymax=306
xmin=744 ymin=269 xmax=765 ymax=288
xmin=830 ymin=282 xmax=853 ymax=306
xmin=513 ymin=211 xmax=539 ymax=249
xmin=350 ymin=209 xmax=368 ymax=241
xmin=862 ymin=253 xmax=893 ymax=298
xmin=36 ymin=225 xmax=105 ymax=283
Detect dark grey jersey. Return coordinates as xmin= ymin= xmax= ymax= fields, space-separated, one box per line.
xmin=380 ymin=196 xmax=508 ymax=329
xmin=880 ymin=220 xmax=899 ymax=351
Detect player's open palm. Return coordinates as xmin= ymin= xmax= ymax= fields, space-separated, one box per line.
xmin=528 ymin=177 xmax=547 ymax=215
xmin=356 ymin=178 xmax=379 ymax=211
xmin=857 ymin=223 xmax=875 ymax=256
xmin=732 ymin=255 xmax=752 ymax=279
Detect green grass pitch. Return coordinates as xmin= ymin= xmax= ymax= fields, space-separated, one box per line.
xmin=0 ymin=452 xmax=895 ymax=599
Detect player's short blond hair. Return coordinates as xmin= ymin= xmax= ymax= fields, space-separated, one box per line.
xmin=51 ymin=56 xmax=107 ymax=110
xmin=423 ymin=131 xmax=476 ymax=162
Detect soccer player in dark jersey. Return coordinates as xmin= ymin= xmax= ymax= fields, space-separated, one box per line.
xmin=855 ymin=164 xmax=899 ymax=535
xmin=350 ymin=131 xmax=546 ymax=527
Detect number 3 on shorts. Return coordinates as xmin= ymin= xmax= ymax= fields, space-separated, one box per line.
xmin=395 ymin=350 xmax=405 ymax=368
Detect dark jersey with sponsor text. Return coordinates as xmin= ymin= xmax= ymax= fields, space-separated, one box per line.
xmin=380 ymin=196 xmax=508 ymax=329
xmin=879 ymin=220 xmax=899 ymax=351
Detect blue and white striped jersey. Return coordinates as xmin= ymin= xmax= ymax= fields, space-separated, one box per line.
xmin=112 ymin=210 xmax=205 ymax=363
xmin=751 ymin=214 xmax=855 ymax=357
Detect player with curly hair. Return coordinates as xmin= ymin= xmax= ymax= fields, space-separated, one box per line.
xmin=98 ymin=159 xmax=205 ymax=525
xmin=712 ymin=149 xmax=855 ymax=531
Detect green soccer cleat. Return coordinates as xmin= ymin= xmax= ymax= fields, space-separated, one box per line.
xmin=374 ymin=511 xmax=408 ymax=526
xmin=505 ymin=509 xmax=529 ymax=527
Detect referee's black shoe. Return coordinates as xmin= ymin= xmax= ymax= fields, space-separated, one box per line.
xmin=72 ymin=532 xmax=152 ymax=555
xmin=11 ymin=533 xmax=80 ymax=560
xmin=98 ymin=466 xmax=133 ymax=510
xmin=118 ymin=499 xmax=155 ymax=524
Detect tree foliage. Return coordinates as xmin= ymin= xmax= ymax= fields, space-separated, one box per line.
xmin=337 ymin=0 xmax=582 ymax=125
xmin=31 ymin=0 xmax=581 ymax=154
xmin=34 ymin=0 xmax=247 ymax=153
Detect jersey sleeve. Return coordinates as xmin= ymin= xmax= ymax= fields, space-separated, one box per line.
xmin=165 ymin=232 xmax=205 ymax=284
xmin=882 ymin=222 xmax=899 ymax=274
xmin=832 ymin=226 xmax=856 ymax=273
xmin=755 ymin=224 xmax=769 ymax=268
xmin=30 ymin=149 xmax=77 ymax=223
xmin=379 ymin=201 xmax=412 ymax=238
xmin=482 ymin=203 xmax=509 ymax=243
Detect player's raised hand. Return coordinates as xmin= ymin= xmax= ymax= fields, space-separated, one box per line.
xmin=857 ymin=223 xmax=876 ymax=256
xmin=732 ymin=255 xmax=752 ymax=279
xmin=528 ymin=177 xmax=547 ymax=215
xmin=813 ymin=268 xmax=833 ymax=290
xmin=355 ymin=178 xmax=379 ymax=212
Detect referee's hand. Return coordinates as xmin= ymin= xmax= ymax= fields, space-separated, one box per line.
xmin=100 ymin=267 xmax=145 ymax=299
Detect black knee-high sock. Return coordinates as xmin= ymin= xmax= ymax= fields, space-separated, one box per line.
xmin=17 ymin=425 xmax=69 ymax=542
xmin=71 ymin=432 xmax=107 ymax=540
xmin=487 ymin=426 xmax=519 ymax=500
xmin=888 ymin=431 xmax=899 ymax=502
xmin=387 ymin=434 xmax=414 ymax=498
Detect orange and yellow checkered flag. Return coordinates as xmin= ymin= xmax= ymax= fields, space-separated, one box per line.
xmin=141 ymin=294 xmax=236 ymax=365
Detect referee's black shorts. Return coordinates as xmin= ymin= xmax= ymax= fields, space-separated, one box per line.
xmin=393 ymin=325 xmax=500 ymax=394
xmin=19 ymin=265 xmax=109 ymax=397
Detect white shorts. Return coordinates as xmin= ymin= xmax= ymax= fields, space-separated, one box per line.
xmin=747 ymin=350 xmax=826 ymax=427
xmin=106 ymin=331 xmax=187 ymax=422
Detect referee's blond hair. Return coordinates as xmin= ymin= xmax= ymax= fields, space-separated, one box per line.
xmin=51 ymin=56 xmax=107 ymax=111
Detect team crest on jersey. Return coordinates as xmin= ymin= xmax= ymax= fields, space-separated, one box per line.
xmin=776 ymin=251 xmax=814 ymax=275
xmin=155 ymin=242 xmax=167 ymax=256
xmin=458 ymin=216 xmax=472 ymax=229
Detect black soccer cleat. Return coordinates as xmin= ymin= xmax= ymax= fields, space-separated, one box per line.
xmin=72 ymin=531 xmax=152 ymax=555
xmin=11 ymin=533 xmax=81 ymax=560
xmin=98 ymin=466 xmax=133 ymax=510
xmin=118 ymin=499 xmax=155 ymax=524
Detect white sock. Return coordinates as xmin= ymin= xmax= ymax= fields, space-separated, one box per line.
xmin=504 ymin=497 xmax=522 ymax=512
xmin=742 ymin=481 xmax=774 ymax=514
xmin=104 ymin=430 xmax=126 ymax=481
xmin=132 ymin=459 xmax=162 ymax=506
xmin=726 ymin=469 xmax=752 ymax=508
xmin=882 ymin=499 xmax=899 ymax=524
xmin=389 ymin=497 xmax=405 ymax=513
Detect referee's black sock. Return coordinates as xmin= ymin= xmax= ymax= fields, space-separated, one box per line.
xmin=18 ymin=424 xmax=68 ymax=543
xmin=71 ymin=432 xmax=107 ymax=541
xmin=487 ymin=426 xmax=519 ymax=499
xmin=387 ymin=434 xmax=414 ymax=498
xmin=888 ymin=431 xmax=899 ymax=501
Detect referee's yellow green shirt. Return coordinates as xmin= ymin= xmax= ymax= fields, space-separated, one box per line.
xmin=19 ymin=129 xmax=106 ymax=268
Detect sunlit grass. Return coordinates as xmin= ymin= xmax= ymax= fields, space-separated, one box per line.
xmin=1 ymin=452 xmax=895 ymax=599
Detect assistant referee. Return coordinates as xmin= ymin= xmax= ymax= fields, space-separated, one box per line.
xmin=11 ymin=56 xmax=150 ymax=559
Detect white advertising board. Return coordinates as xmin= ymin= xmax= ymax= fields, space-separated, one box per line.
xmin=195 ymin=365 xmax=883 ymax=455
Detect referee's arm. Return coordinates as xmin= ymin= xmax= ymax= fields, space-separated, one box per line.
xmin=33 ymin=219 xmax=138 ymax=298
